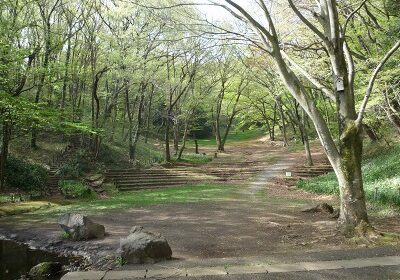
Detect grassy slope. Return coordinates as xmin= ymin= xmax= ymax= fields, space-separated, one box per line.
xmin=189 ymin=129 xmax=266 ymax=147
xmin=297 ymin=143 xmax=400 ymax=208
xmin=9 ymin=134 xmax=67 ymax=166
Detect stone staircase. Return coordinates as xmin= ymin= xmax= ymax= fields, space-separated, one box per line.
xmin=283 ymin=158 xmax=333 ymax=186
xmin=105 ymin=168 xmax=219 ymax=191
xmin=46 ymin=137 xmax=81 ymax=196
xmin=106 ymin=159 xmax=270 ymax=192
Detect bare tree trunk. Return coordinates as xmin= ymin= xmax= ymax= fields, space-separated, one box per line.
xmin=302 ymin=110 xmax=313 ymax=166
xmin=109 ymin=106 xmax=118 ymax=144
xmin=0 ymin=122 xmax=11 ymax=190
xmin=277 ymin=98 xmax=288 ymax=147
xmin=129 ymin=94 xmax=145 ymax=161
xmin=194 ymin=134 xmax=199 ymax=154
xmin=177 ymin=121 xmax=189 ymax=160
xmin=173 ymin=114 xmax=180 ymax=156
xmin=335 ymin=128 xmax=368 ymax=235
xmin=91 ymin=67 xmax=109 ymax=158
xmin=215 ymin=121 xmax=223 ymax=152
xmin=165 ymin=109 xmax=171 ymax=162
xmin=271 ymin=103 xmax=277 ymax=141
xmin=61 ymin=33 xmax=71 ymax=110
xmin=144 ymin=84 xmax=154 ymax=143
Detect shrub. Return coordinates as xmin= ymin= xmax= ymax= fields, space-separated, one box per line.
xmin=60 ymin=180 xmax=95 ymax=199
xmin=57 ymin=149 xmax=92 ymax=179
xmin=5 ymin=156 xmax=47 ymax=192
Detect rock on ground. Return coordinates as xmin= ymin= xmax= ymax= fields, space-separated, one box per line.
xmin=302 ymin=203 xmax=334 ymax=214
xmin=118 ymin=226 xmax=172 ymax=264
xmin=28 ymin=261 xmax=62 ymax=280
xmin=58 ymin=213 xmax=105 ymax=241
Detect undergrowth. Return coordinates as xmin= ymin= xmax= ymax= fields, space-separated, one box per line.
xmin=297 ymin=143 xmax=400 ymax=208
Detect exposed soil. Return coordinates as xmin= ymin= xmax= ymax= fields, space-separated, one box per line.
xmin=0 ymin=138 xmax=399 ymax=271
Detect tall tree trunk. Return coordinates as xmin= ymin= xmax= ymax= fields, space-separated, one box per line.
xmin=334 ymin=126 xmax=369 ymax=235
xmin=165 ymin=109 xmax=172 ymax=162
xmin=177 ymin=121 xmax=189 ymax=160
xmin=0 ymin=122 xmax=11 ymax=190
xmin=90 ymin=67 xmax=109 ymax=157
xmin=193 ymin=133 xmax=199 ymax=154
xmin=277 ymin=98 xmax=288 ymax=147
xmin=144 ymin=84 xmax=154 ymax=143
xmin=60 ymin=34 xmax=71 ymax=110
xmin=109 ymin=105 xmax=118 ymax=143
xmin=129 ymin=94 xmax=145 ymax=161
xmin=215 ymin=121 xmax=223 ymax=152
xmin=302 ymin=110 xmax=313 ymax=166
xmin=273 ymin=48 xmax=370 ymax=236
xmin=271 ymin=103 xmax=277 ymax=141
xmin=173 ymin=114 xmax=180 ymax=156
xmin=220 ymin=112 xmax=236 ymax=152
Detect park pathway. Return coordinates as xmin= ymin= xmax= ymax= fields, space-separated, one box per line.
xmin=1 ymin=137 xmax=399 ymax=279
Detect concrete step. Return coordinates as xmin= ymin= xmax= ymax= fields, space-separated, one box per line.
xmin=117 ymin=182 xmax=195 ymax=191
xmin=113 ymin=178 xmax=205 ymax=185
xmin=106 ymin=174 xmax=213 ymax=180
xmin=116 ymin=179 xmax=201 ymax=186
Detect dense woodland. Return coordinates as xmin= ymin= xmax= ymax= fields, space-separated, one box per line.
xmin=1 ymin=0 xmax=400 ymax=237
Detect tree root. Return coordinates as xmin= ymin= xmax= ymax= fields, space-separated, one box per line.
xmin=347 ymin=220 xmax=400 ymax=245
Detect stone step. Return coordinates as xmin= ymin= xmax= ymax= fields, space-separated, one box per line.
xmin=117 ymin=183 xmax=194 ymax=191
xmin=115 ymin=180 xmax=204 ymax=188
xmin=116 ymin=179 xmax=201 ymax=186
xmin=106 ymin=174 xmax=214 ymax=180
xmin=106 ymin=169 xmax=264 ymax=176
xmin=293 ymin=170 xmax=331 ymax=175
xmin=113 ymin=178 xmax=205 ymax=185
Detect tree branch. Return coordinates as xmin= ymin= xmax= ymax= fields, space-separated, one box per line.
xmin=280 ymin=50 xmax=336 ymax=101
xmin=287 ymin=0 xmax=327 ymax=44
xmin=343 ymin=0 xmax=368 ymax=35
xmin=356 ymin=40 xmax=400 ymax=126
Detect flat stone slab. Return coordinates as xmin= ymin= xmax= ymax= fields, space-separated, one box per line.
xmin=61 ymin=271 xmax=106 ymax=280
xmin=104 ymin=270 xmax=145 ymax=279
xmin=185 ymin=266 xmax=227 ymax=277
xmin=61 ymin=256 xmax=400 ymax=280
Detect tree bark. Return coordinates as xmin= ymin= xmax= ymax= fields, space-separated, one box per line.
xmin=194 ymin=134 xmax=199 ymax=154
xmin=173 ymin=113 xmax=180 ymax=156
xmin=165 ymin=109 xmax=172 ymax=162
xmin=277 ymin=98 xmax=288 ymax=147
xmin=302 ymin=110 xmax=313 ymax=166
xmin=335 ymin=124 xmax=369 ymax=235
xmin=177 ymin=121 xmax=189 ymax=160
xmin=129 ymin=94 xmax=145 ymax=161
xmin=144 ymin=84 xmax=154 ymax=143
xmin=0 ymin=122 xmax=11 ymax=190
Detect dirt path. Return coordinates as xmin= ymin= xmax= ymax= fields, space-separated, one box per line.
xmin=1 ymin=138 xmax=399 ymax=270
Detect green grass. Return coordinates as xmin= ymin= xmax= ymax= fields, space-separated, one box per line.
xmin=175 ymin=153 xmax=213 ymax=163
xmin=0 ymin=201 xmax=56 ymax=217
xmin=297 ymin=143 xmax=400 ymax=207
xmin=19 ymin=184 xmax=238 ymax=220
xmin=189 ymin=129 xmax=266 ymax=146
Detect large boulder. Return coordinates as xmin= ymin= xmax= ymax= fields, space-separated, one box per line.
xmin=28 ymin=262 xmax=62 ymax=280
xmin=118 ymin=226 xmax=172 ymax=264
xmin=58 ymin=213 xmax=105 ymax=241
